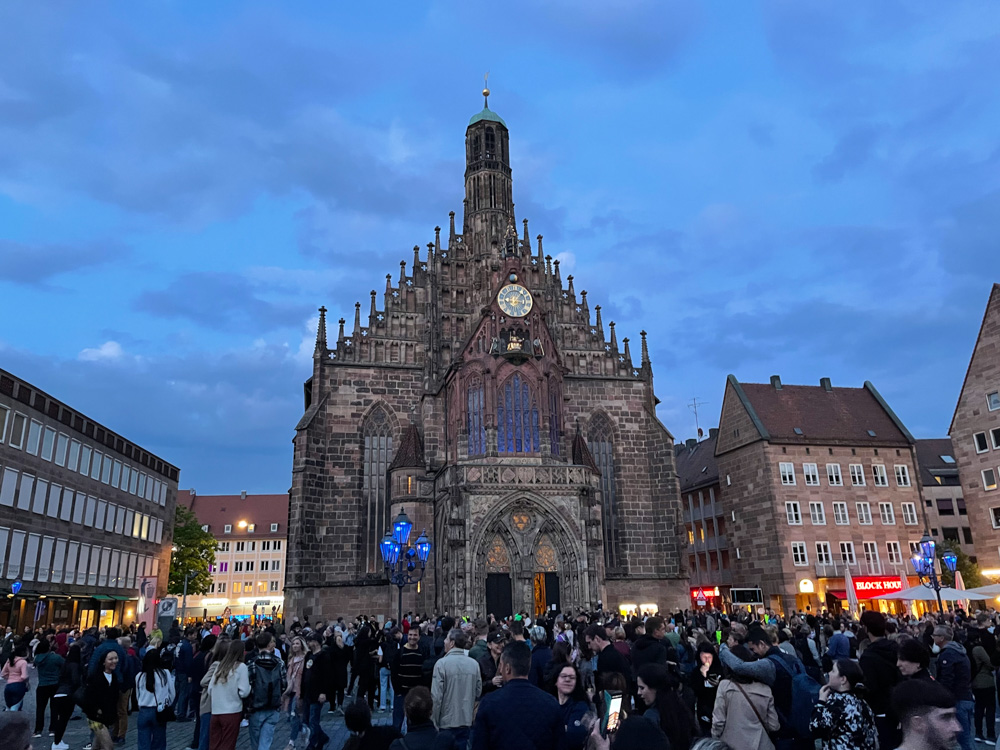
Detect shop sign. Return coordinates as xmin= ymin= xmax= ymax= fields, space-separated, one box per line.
xmin=851 ymin=576 xmax=903 ymax=600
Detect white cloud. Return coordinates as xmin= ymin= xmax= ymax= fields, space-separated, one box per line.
xmin=78 ymin=341 xmax=124 ymax=362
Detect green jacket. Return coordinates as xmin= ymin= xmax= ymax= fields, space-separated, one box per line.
xmin=34 ymin=651 xmax=65 ymax=687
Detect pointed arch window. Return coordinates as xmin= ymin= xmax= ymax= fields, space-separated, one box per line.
xmin=485 ymin=127 xmax=496 ymax=159
xmin=362 ymin=408 xmax=393 ymax=574
xmin=471 ymin=133 xmax=481 ymax=161
xmin=467 ymin=376 xmax=486 ymax=457
xmin=589 ymin=416 xmax=621 ymax=569
xmin=497 ymin=374 xmax=540 ymax=453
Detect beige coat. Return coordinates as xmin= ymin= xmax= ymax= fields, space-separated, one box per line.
xmin=430 ymin=648 xmax=482 ymax=729
xmin=712 ymin=678 xmax=780 ymax=750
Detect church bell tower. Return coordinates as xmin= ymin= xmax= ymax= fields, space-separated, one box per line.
xmin=463 ymin=83 xmax=514 ymax=259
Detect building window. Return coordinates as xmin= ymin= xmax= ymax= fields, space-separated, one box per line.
xmin=902 ymin=502 xmax=918 ymax=526
xmin=976 ymin=433 xmax=990 ymax=453
xmin=856 ymin=502 xmax=873 ymax=525
xmin=785 ymin=502 xmax=802 ymax=525
xmin=233 ymin=582 xmax=241 ymax=594
xmin=269 ymin=581 xmax=279 ymax=592
xmin=218 ymin=582 xmax=226 ymax=593
xmin=809 ymin=502 xmax=826 ymax=525
xmin=590 ymin=415 xmax=622 ymax=570
xmin=218 ymin=542 xmax=230 ymax=552
xmin=937 ymin=498 xmax=955 ymax=516
xmin=872 ymin=465 xmax=889 ymax=487
xmin=816 ymin=542 xmax=833 ymax=565
xmin=991 ymin=428 xmax=1000 ymax=450
xmin=879 ymin=503 xmax=896 ymax=525
xmin=234 ymin=561 xmax=244 ymax=572
xmin=498 ymin=374 xmax=540 ymax=454
xmin=803 ymin=463 xmax=820 ymax=486
xmin=988 ymin=391 xmax=1000 ymax=411
xmin=363 ymin=406 xmax=394 ymax=574
xmin=779 ymin=462 xmax=796 ymax=486
xmin=262 ymin=541 xmax=271 ymax=551
xmin=270 ymin=523 xmax=279 ymax=532
xmin=201 ymin=525 xmax=209 ymax=532
xmin=963 ymin=527 xmax=973 ymax=544
xmin=247 ymin=524 xmax=255 ymax=533
xmin=236 ymin=541 xmax=245 ymax=552
xmin=272 ymin=560 xmax=280 ymax=571
xmin=863 ymin=541 xmax=880 ymax=567
xmin=246 ymin=561 xmax=254 ymax=572
xmin=791 ymin=542 xmax=808 ymax=566
xmin=984 ymin=469 xmax=998 ymax=491
xmin=849 ymin=464 xmax=865 ymax=486
xmin=219 ymin=562 xmax=228 ymax=572
xmin=832 ymin=502 xmax=849 ymax=525
xmin=0 ymin=405 xmax=7 ymax=444
xmin=260 ymin=560 xmax=269 ymax=571
xmin=466 ymin=377 xmax=486 ymax=456
xmin=840 ymin=541 xmax=856 ymax=565
xmin=26 ymin=419 xmax=42 ymax=455
xmin=224 ymin=524 xmax=232 ymax=534
xmin=826 ymin=464 xmax=843 ymax=486
xmin=41 ymin=427 xmax=56 ymax=461
xmin=894 ymin=465 xmax=911 ymax=487
xmin=886 ymin=541 xmax=902 ymax=564
xmin=274 ymin=541 xmax=282 ymax=551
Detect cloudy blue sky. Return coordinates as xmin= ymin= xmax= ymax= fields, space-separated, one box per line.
xmin=1 ymin=2 xmax=998 ymax=493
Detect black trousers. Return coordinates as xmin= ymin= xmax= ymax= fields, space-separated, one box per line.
xmin=973 ymin=686 xmax=996 ymax=738
xmin=35 ymin=684 xmax=59 ymax=734
xmin=50 ymin=695 xmax=74 ymax=744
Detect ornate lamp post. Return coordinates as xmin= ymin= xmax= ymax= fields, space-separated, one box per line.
xmin=911 ymin=531 xmax=958 ymax=613
xmin=379 ymin=509 xmax=431 ymax=625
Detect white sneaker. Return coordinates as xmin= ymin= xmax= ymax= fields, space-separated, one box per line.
xmin=240 ymin=718 xmax=249 ymax=727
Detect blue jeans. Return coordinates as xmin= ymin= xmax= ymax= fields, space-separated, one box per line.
xmin=197 ymin=711 xmax=211 ymax=750
xmin=249 ymin=708 xmax=280 ymax=750
xmin=379 ymin=667 xmax=393 ymax=709
xmin=174 ymin=672 xmax=192 ymax=718
xmin=305 ymin=700 xmax=329 ymax=750
xmin=287 ymin=695 xmax=303 ymax=744
xmin=392 ymin=693 xmax=406 ymax=731
xmin=957 ymin=699 xmax=975 ymax=750
xmin=4 ymin=682 xmax=26 ymax=710
xmin=449 ymin=726 xmax=470 ymax=750
xmin=137 ymin=706 xmax=167 ymax=750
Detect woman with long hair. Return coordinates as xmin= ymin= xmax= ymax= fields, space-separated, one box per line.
xmin=207 ymin=639 xmax=250 ymax=750
xmin=51 ymin=643 xmax=83 ymax=750
xmin=135 ymin=650 xmax=175 ymax=750
xmin=197 ymin=637 xmax=231 ymax=750
xmin=809 ymin=658 xmax=878 ymax=750
xmin=553 ymin=664 xmax=594 ymax=750
xmin=688 ymin=642 xmax=722 ymax=736
xmin=84 ymin=649 xmax=121 ymax=750
xmin=637 ymin=663 xmax=700 ymax=750
xmin=712 ymin=644 xmax=779 ymax=750
xmin=1 ymin=643 xmax=30 ymax=711
xmin=284 ymin=636 xmax=308 ymax=748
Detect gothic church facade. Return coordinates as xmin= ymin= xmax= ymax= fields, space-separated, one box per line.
xmin=287 ymin=96 xmax=687 ymax=619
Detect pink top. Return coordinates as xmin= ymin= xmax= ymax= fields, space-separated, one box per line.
xmin=1 ymin=657 xmax=29 ymax=684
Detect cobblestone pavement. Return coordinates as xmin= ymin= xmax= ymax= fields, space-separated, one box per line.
xmin=11 ymin=670 xmax=392 ymax=750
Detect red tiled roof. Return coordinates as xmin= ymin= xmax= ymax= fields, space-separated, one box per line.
xmin=739 ymin=381 xmax=911 ymax=446
xmin=177 ymin=490 xmax=289 ymax=537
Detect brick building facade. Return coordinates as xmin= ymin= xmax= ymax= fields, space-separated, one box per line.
xmin=715 ymin=375 xmax=924 ymax=614
xmin=287 ymin=95 xmax=687 ymax=620
xmin=914 ymin=438 xmax=974 ymax=560
xmin=0 ymin=368 xmax=178 ymax=630
xmin=950 ymin=284 xmax=1000 ymax=573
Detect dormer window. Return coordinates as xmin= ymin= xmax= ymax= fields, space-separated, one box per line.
xmin=224 ymin=524 xmax=232 ymax=534
xmin=270 ymin=523 xmax=278 ymax=532
xmin=248 ymin=523 xmax=256 ymax=533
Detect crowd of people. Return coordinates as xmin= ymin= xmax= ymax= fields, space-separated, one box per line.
xmin=0 ymin=604 xmax=997 ymax=750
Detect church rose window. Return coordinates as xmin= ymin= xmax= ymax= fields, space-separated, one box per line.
xmin=362 ymin=408 xmax=393 ymax=574
xmin=590 ymin=416 xmax=622 ymax=569
xmin=467 ymin=378 xmax=486 ymax=456
xmin=498 ymin=374 xmax=540 ymax=454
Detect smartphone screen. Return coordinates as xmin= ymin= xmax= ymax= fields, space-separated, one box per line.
xmin=602 ymin=691 xmax=623 ymax=737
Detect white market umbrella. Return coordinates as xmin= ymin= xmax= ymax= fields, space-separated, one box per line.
xmin=955 ymin=570 xmax=968 ymax=610
xmin=880 ymin=585 xmax=988 ymax=601
xmin=844 ymin=566 xmax=859 ymax=613
xmin=968 ymin=583 xmax=1000 ymax=597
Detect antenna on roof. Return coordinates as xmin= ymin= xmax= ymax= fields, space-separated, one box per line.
xmin=688 ymin=397 xmax=709 ymax=440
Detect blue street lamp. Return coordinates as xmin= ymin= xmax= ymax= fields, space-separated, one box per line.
xmin=379 ymin=509 xmax=431 ymax=624
xmin=911 ymin=531 xmax=959 ymax=613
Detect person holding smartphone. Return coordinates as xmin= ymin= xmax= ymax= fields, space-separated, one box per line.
xmin=688 ymin=642 xmax=722 ymax=735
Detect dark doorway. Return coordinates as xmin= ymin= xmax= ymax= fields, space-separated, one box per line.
xmin=545 ymin=572 xmax=560 ymax=613
xmin=486 ymin=573 xmax=513 ymax=618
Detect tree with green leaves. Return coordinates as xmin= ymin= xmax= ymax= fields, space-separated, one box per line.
xmin=936 ymin=541 xmax=982 ymax=590
xmin=168 ymin=505 xmax=217 ymax=595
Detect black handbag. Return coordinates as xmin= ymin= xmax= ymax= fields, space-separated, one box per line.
xmin=155 ymin=704 xmax=176 ymax=725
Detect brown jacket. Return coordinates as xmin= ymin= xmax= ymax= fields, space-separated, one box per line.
xmin=712 ymin=679 xmax=780 ymax=750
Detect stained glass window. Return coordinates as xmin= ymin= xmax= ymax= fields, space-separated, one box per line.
xmin=535 ymin=535 xmax=557 ymax=572
xmin=467 ymin=378 xmax=486 ymax=456
xmin=497 ymin=374 xmax=540 ymax=453
xmin=363 ymin=408 xmax=393 ymax=574
xmin=590 ymin=416 xmax=621 ymax=569
xmin=486 ymin=535 xmax=510 ymax=572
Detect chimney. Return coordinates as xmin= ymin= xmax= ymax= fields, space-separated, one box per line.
xmin=709 ymin=428 xmax=719 ymax=439
xmin=770 ymin=375 xmax=782 ymax=390
xmin=240 ymin=490 xmax=247 ymax=500
xmin=674 ymin=444 xmax=685 ymax=457
xmin=820 ymin=377 xmax=832 ymax=392
xmin=685 ymin=438 xmax=697 ymax=450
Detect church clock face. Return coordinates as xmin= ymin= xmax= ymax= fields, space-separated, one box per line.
xmin=497 ymin=284 xmax=533 ymax=317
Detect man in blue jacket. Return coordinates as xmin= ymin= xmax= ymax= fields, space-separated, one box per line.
xmin=934 ymin=625 xmax=975 ymax=750
xmin=472 ymin=640 xmax=564 ymax=750
xmin=173 ymin=626 xmax=196 ymax=721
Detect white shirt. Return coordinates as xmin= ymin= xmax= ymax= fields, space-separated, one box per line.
xmin=136 ymin=670 xmax=176 ymax=709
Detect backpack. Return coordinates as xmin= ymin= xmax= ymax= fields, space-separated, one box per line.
xmin=158 ymin=643 xmax=178 ymax=670
xmin=766 ymin=652 xmax=821 ymax=738
xmin=251 ymin=654 xmax=286 ymax=711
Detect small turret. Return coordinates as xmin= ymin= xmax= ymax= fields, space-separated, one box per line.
xmin=595 ymin=305 xmax=604 ymax=338
xmin=640 ymin=330 xmax=650 ymax=366
xmin=314 ymin=306 xmax=328 ymax=357
xmin=567 ymin=275 xmax=575 ymax=297
xmin=609 ymin=321 xmax=618 ymax=351
xmin=623 ymin=337 xmax=633 ymax=368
